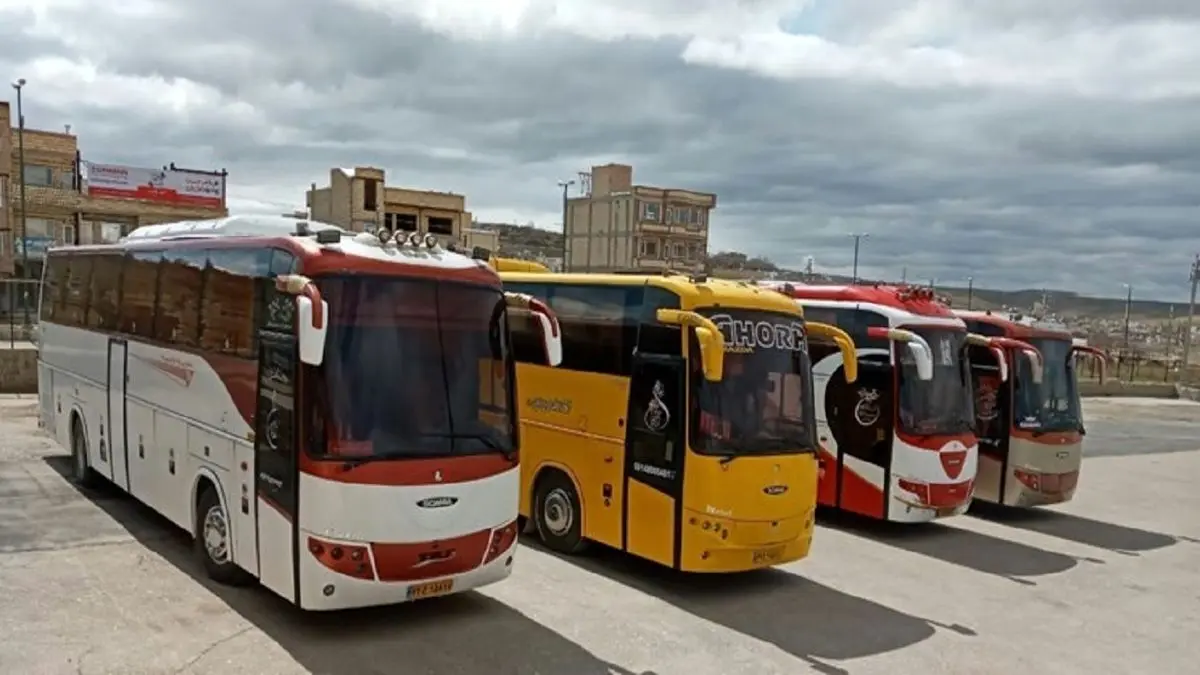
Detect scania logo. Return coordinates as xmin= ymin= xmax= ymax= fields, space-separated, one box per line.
xmin=763 ymin=484 xmax=788 ymax=496
xmin=416 ymin=496 xmax=458 ymax=509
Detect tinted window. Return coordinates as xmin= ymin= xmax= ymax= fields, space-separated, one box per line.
xmin=61 ymin=256 xmax=94 ymax=327
xmin=260 ymin=249 xmax=297 ymax=334
xmin=544 ymin=284 xmax=640 ymax=375
xmin=203 ymin=248 xmax=271 ymax=357
xmin=636 ymin=286 xmax=681 ymax=356
xmin=120 ymin=251 xmax=162 ymax=338
xmin=87 ymin=254 xmax=124 ymax=331
xmin=157 ymin=249 xmax=206 ymax=346
xmin=40 ymin=254 xmax=67 ymax=323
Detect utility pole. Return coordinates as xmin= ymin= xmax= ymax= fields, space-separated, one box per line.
xmin=1122 ymin=283 xmax=1133 ymax=380
xmin=849 ymin=232 xmax=868 ymax=284
xmin=901 ymin=266 xmax=907 ymax=284
xmin=11 ymin=78 xmax=29 ymax=327
xmin=966 ymin=276 xmax=974 ymax=310
xmin=1182 ymin=255 xmax=1200 ymax=383
xmin=557 ymin=179 xmax=574 ymax=272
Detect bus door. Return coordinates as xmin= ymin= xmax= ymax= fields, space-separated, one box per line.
xmin=623 ymin=351 xmax=686 ymax=567
xmin=825 ymin=356 xmax=892 ymax=518
xmin=967 ymin=345 xmax=1010 ymax=497
xmin=254 ymin=333 xmax=300 ymax=603
xmin=105 ymin=337 xmax=130 ymax=491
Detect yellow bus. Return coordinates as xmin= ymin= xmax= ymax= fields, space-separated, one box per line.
xmin=499 ymin=271 xmax=858 ymax=572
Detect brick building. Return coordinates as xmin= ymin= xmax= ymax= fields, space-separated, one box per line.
xmin=0 ymin=99 xmax=229 ymax=284
xmin=564 ymin=163 xmax=716 ymax=273
xmin=305 ymin=166 xmax=497 ymax=251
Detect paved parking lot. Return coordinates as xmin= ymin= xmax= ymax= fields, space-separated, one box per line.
xmin=1 ymin=395 xmax=1198 ymax=675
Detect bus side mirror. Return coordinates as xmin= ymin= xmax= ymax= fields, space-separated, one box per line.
xmin=989 ymin=346 xmax=1009 ymax=382
xmin=868 ymin=327 xmax=934 ymax=381
xmin=1072 ymin=345 xmax=1108 ymax=385
xmin=278 ymin=275 xmax=327 ymax=366
xmin=806 ymin=321 xmax=858 ymax=383
xmin=504 ymin=292 xmax=563 ymax=367
xmin=657 ymin=309 xmax=724 ymax=382
xmin=993 ymin=337 xmax=1043 ymax=385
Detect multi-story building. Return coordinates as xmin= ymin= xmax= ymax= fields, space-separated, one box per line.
xmin=305 ymin=167 xmax=495 ymax=251
xmin=563 ymin=163 xmax=716 ymax=273
xmin=1 ymin=100 xmax=229 ymax=286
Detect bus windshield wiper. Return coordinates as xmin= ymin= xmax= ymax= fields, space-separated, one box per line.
xmin=338 ymin=451 xmax=414 ymax=470
xmin=420 ymin=432 xmax=517 ymax=461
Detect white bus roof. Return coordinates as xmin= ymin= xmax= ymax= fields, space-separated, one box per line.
xmin=121 ymin=214 xmax=343 ymax=243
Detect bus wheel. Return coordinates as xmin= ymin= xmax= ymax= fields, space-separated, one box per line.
xmin=534 ymin=472 xmax=588 ymax=554
xmin=69 ymin=417 xmax=100 ymax=489
xmin=194 ymin=487 xmax=251 ymax=586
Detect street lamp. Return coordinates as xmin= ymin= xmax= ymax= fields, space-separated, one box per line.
xmin=966 ymin=276 xmax=974 ymax=310
xmin=11 ymin=77 xmax=29 ymax=326
xmin=557 ymin=179 xmax=574 ymax=272
xmin=848 ymin=232 xmax=869 ymax=284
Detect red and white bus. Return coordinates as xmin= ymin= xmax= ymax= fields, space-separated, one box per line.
xmin=956 ymin=310 xmax=1107 ymax=507
xmin=36 ymin=215 xmax=562 ymax=610
xmin=764 ymin=283 xmax=1033 ymax=522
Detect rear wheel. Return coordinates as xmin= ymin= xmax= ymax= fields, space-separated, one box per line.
xmin=534 ymin=472 xmax=588 ymax=554
xmin=69 ymin=417 xmax=100 ymax=489
xmin=194 ymin=487 xmax=252 ymax=585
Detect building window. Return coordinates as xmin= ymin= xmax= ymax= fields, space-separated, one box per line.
xmin=22 ymin=165 xmax=53 ymax=187
xmin=427 ymin=216 xmax=454 ymax=236
xmin=639 ymin=201 xmax=661 ymax=222
xmin=672 ymin=242 xmax=686 ymax=259
xmin=639 ymin=238 xmax=660 ymax=258
xmin=61 ymin=170 xmax=76 ymax=190
xmin=363 ymin=178 xmax=379 ymax=211
xmin=687 ymin=243 xmax=702 ymax=261
xmin=395 ymin=213 xmax=417 ymax=231
xmin=0 ymin=231 xmax=10 ymax=257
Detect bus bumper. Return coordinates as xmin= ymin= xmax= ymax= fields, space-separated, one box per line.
xmin=296 ymin=539 xmax=516 ymax=611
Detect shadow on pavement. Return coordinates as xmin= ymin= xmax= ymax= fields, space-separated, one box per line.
xmin=521 ymin=536 xmax=973 ymax=675
xmin=820 ymin=509 xmax=1096 ymax=586
xmin=44 ymin=455 xmax=650 ymax=675
xmin=969 ymin=501 xmax=1185 ymax=556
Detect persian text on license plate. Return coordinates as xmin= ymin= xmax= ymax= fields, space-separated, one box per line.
xmin=407 ymin=579 xmax=454 ymax=600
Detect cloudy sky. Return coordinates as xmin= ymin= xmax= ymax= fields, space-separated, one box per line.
xmin=3 ymin=0 xmax=1199 ymax=300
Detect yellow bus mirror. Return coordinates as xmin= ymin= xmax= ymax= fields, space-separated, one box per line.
xmin=656 ymin=309 xmax=725 ymax=382
xmin=805 ymin=322 xmax=858 ymax=383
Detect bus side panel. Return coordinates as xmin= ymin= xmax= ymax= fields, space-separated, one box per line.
xmin=515 ymin=364 xmax=626 ymax=550
xmin=624 ymin=480 xmax=675 ymax=566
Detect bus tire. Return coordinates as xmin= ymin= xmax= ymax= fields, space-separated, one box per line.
xmin=194 ymin=485 xmax=251 ymax=586
xmin=534 ymin=471 xmax=588 ymax=555
xmin=69 ymin=416 xmax=100 ymax=489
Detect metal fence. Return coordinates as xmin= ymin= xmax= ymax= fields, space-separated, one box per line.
xmin=0 ymin=278 xmax=40 ymax=348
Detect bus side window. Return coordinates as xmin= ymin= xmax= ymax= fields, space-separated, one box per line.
xmin=119 ymin=251 xmax=162 ymax=340
xmin=203 ymin=248 xmax=271 ymax=358
xmin=637 ymin=286 xmax=681 ymax=356
xmin=503 ymin=282 xmax=553 ymax=364
xmin=801 ymin=306 xmax=837 ymax=326
xmin=87 ymin=254 xmax=124 ymax=332
xmin=157 ymin=249 xmax=206 ymax=347
xmin=61 ymin=255 xmax=94 ymax=328
xmin=547 ymin=284 xmax=638 ymax=375
xmin=839 ymin=308 xmax=889 ymax=351
xmin=40 ymin=254 xmax=67 ymax=323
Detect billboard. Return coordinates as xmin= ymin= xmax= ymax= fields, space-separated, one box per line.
xmin=83 ymin=162 xmax=225 ymax=209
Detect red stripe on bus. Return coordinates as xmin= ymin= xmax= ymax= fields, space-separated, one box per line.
xmin=297 ymin=453 xmax=517 ymax=486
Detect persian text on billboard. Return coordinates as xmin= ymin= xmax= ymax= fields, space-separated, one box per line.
xmin=83 ymin=162 xmax=225 ymax=208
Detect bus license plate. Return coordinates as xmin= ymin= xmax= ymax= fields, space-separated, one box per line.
xmin=407 ymin=579 xmax=454 ymax=600
xmin=752 ymin=546 xmax=784 ymax=566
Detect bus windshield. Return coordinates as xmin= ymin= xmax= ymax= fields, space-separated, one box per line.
xmin=896 ymin=326 xmax=972 ymax=436
xmin=1013 ymin=337 xmax=1081 ymax=432
xmin=690 ymin=309 xmax=816 ymax=456
xmin=306 ymin=275 xmax=515 ymax=460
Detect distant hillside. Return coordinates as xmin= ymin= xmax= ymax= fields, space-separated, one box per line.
xmin=475 ymin=224 xmax=1188 ymax=320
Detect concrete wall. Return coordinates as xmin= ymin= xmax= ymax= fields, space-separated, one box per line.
xmin=0 ymin=348 xmax=36 ymax=394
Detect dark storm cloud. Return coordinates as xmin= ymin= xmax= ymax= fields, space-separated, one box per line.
xmin=2 ymin=0 xmax=1199 ymax=300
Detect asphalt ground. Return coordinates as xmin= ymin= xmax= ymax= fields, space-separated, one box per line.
xmin=1 ymin=395 xmax=1197 ymax=675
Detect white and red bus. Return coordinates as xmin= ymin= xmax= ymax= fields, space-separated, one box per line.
xmin=764 ymin=283 xmax=1032 ymax=522
xmin=36 ymin=215 xmax=562 ymax=610
xmin=956 ymin=310 xmax=1107 ymax=507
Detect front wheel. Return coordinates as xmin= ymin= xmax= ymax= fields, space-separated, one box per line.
xmin=534 ymin=472 xmax=588 ymax=555
xmin=194 ymin=487 xmax=252 ymax=586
